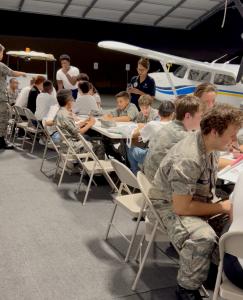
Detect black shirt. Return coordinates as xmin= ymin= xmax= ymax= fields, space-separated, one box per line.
xmin=130 ymin=75 xmax=156 ymax=109
xmin=27 ymin=85 xmax=40 ymax=113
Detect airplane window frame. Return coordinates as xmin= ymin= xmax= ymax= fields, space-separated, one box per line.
xmin=214 ymin=73 xmax=236 ymax=86
xmin=188 ymin=69 xmax=211 ymax=82
xmin=173 ymin=65 xmax=187 ymax=79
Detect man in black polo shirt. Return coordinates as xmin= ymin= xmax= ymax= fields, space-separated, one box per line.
xmin=128 ymin=57 xmax=155 ymax=110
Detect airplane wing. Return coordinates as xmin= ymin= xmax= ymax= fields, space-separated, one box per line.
xmin=98 ymin=41 xmax=238 ymax=77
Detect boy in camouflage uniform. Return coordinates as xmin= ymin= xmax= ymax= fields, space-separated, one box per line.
xmin=149 ymin=104 xmax=243 ymax=300
xmin=144 ymin=95 xmax=204 ymax=181
xmin=0 ymin=43 xmax=25 ymax=149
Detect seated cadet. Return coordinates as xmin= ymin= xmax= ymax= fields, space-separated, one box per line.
xmin=148 ymin=103 xmax=243 ymax=300
xmin=194 ymin=82 xmax=217 ymax=110
xmin=127 ymin=100 xmax=175 ymax=174
xmin=102 ymin=91 xmax=138 ymax=162
xmin=35 ymin=80 xmax=57 ymax=121
xmin=55 ymin=89 xmax=104 ymax=159
xmin=144 ymin=95 xmax=204 ymax=181
xmin=135 ymin=94 xmax=158 ymax=123
xmin=73 ymin=81 xmax=99 ymax=115
xmin=102 ymin=91 xmax=138 ymax=122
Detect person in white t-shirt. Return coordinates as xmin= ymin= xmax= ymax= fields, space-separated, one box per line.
xmin=73 ymin=81 xmax=99 ymax=115
xmin=56 ymin=54 xmax=79 ymax=99
xmin=127 ymin=100 xmax=175 ymax=174
xmin=35 ymin=80 xmax=57 ymax=121
xmin=15 ymin=77 xmax=35 ymax=107
xmin=223 ymin=172 xmax=243 ymax=290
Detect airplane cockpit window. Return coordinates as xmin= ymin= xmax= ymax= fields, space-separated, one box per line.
xmin=188 ymin=69 xmax=211 ymax=82
xmin=214 ymin=73 xmax=236 ymax=86
xmin=173 ymin=65 xmax=187 ymax=78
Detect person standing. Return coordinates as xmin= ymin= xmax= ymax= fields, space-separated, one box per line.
xmin=56 ymin=54 xmax=79 ymax=100
xmin=128 ymin=57 xmax=155 ymax=110
xmin=7 ymin=78 xmax=19 ymax=105
xmin=0 ymin=43 xmax=26 ymax=149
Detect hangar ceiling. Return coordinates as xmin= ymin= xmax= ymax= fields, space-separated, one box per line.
xmin=0 ymin=0 xmax=234 ymax=29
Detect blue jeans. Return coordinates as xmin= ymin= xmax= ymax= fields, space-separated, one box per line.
xmin=127 ymin=146 xmax=148 ymax=174
xmin=71 ymin=89 xmax=78 ymax=100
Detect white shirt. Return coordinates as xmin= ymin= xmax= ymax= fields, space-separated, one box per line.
xmin=73 ymin=94 xmax=99 ymax=114
xmin=42 ymin=104 xmax=59 ymax=135
xmin=56 ymin=66 xmax=79 ymax=90
xmin=140 ymin=120 xmax=171 ymax=143
xmin=15 ymin=86 xmax=31 ymax=107
xmin=229 ymin=172 xmax=243 ymax=267
xmin=35 ymin=92 xmax=57 ymax=120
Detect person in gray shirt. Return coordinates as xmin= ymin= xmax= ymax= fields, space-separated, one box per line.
xmin=0 ymin=43 xmax=26 ymax=149
xmin=102 ymin=91 xmax=138 ymax=122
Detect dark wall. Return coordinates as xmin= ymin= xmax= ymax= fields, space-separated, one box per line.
xmin=0 ymin=7 xmax=242 ymax=93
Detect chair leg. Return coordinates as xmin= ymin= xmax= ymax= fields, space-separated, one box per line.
xmin=22 ymin=129 xmax=27 ymax=149
xmin=134 ymin=232 xmax=145 ymax=263
xmin=131 ymin=221 xmax=158 ymax=291
xmin=125 ymin=210 xmax=143 ymax=263
xmin=105 ymin=204 xmax=118 ymax=240
xmin=12 ymin=127 xmax=17 ymax=145
xmin=82 ymin=170 xmax=94 ymax=205
xmin=40 ymin=139 xmax=49 ymax=172
xmin=57 ymin=157 xmax=68 ymax=188
xmin=31 ymin=131 xmax=38 ymax=153
xmin=77 ymin=169 xmax=85 ymax=193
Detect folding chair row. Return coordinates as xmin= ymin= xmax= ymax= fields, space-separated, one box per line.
xmin=12 ymin=106 xmax=44 ymax=153
xmin=55 ymin=126 xmax=118 ymax=205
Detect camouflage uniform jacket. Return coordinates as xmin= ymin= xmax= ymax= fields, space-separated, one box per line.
xmin=143 ymin=120 xmax=188 ymax=181
xmin=149 ymin=130 xmax=219 ymax=205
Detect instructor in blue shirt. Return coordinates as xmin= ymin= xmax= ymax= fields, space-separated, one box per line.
xmin=128 ymin=57 xmax=155 ymax=110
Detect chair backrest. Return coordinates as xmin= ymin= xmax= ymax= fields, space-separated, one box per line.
xmin=219 ymin=231 xmax=243 ymax=260
xmin=43 ymin=125 xmax=60 ymax=154
xmin=14 ymin=105 xmax=27 ymax=121
xmin=137 ymin=171 xmax=167 ymax=231
xmin=111 ymin=159 xmax=139 ymax=189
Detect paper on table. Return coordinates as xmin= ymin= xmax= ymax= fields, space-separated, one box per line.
xmin=218 ymin=159 xmax=243 ymax=183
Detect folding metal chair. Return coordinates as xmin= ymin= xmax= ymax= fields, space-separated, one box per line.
xmin=105 ymin=159 xmax=146 ymax=262
xmin=12 ymin=105 xmax=28 ymax=146
xmin=134 ymin=172 xmax=209 ymax=298
xmin=55 ymin=126 xmax=93 ymax=188
xmin=213 ymin=231 xmax=243 ymax=300
xmin=76 ymin=133 xmax=119 ymax=205
xmin=22 ymin=108 xmax=44 ymax=153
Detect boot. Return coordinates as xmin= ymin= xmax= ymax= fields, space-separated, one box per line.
xmin=0 ymin=137 xmax=14 ymax=150
xmin=175 ymin=285 xmax=202 ymax=300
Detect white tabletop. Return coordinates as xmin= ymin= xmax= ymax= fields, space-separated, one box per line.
xmin=78 ymin=115 xmax=137 ymax=139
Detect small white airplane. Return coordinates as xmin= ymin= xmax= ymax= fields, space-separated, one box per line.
xmin=98 ymin=41 xmax=243 ymax=108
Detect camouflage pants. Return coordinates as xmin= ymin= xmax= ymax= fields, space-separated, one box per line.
xmin=148 ymin=202 xmax=227 ymax=290
xmin=0 ymin=101 xmax=9 ymax=137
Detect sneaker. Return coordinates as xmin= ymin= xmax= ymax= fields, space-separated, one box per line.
xmin=175 ymin=285 xmax=202 ymax=300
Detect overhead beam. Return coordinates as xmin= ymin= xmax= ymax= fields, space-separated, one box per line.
xmin=18 ymin=0 xmax=25 ymax=11
xmin=153 ymin=0 xmax=187 ymax=26
xmin=234 ymin=0 xmax=243 ymax=17
xmin=61 ymin=0 xmax=72 ymax=15
xmin=119 ymin=0 xmax=143 ymax=22
xmin=82 ymin=0 xmax=98 ymax=18
xmin=186 ymin=0 xmax=234 ymax=30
